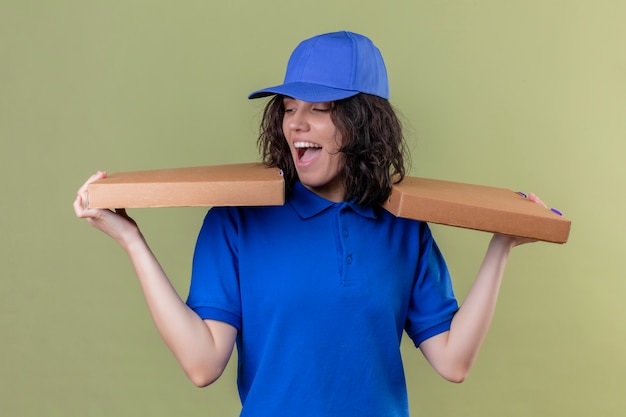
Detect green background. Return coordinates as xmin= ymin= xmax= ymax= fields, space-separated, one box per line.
xmin=2 ymin=1 xmax=625 ymax=416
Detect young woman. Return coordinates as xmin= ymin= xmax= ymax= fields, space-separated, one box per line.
xmin=74 ymin=31 xmax=546 ymax=417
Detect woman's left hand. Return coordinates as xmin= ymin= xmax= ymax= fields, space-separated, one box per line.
xmin=497 ymin=192 xmax=557 ymax=248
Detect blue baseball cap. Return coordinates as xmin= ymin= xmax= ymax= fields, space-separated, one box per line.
xmin=248 ymin=31 xmax=389 ymax=102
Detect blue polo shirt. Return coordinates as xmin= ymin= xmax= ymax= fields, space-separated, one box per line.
xmin=186 ymin=181 xmax=458 ymax=417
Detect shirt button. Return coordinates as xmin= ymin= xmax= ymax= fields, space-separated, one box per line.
xmin=346 ymin=255 xmax=353 ymax=264
xmin=342 ymin=228 xmax=349 ymax=237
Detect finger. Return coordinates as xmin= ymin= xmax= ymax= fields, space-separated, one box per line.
xmin=528 ymin=192 xmax=547 ymax=208
xmin=550 ymin=208 xmax=563 ymax=216
xmin=115 ymin=208 xmax=130 ymax=220
xmin=73 ymin=194 xmax=92 ymax=218
xmin=74 ymin=193 xmax=106 ymax=219
xmin=73 ymin=194 xmax=83 ymax=217
xmin=115 ymin=208 xmax=138 ymax=227
xmin=518 ymin=191 xmax=562 ymax=216
xmin=77 ymin=171 xmax=107 ymax=195
xmin=76 ymin=171 xmax=107 ymax=210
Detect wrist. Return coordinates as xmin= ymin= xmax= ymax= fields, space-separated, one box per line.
xmin=119 ymin=227 xmax=146 ymax=253
xmin=490 ymin=234 xmax=516 ymax=253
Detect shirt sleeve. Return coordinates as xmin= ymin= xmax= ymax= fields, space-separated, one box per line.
xmin=185 ymin=207 xmax=242 ymax=331
xmin=405 ymin=223 xmax=459 ymax=347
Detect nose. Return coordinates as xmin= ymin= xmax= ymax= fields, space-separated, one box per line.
xmin=286 ymin=109 xmax=309 ymax=132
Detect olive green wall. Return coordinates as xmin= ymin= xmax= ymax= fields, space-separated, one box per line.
xmin=2 ymin=1 xmax=624 ymax=416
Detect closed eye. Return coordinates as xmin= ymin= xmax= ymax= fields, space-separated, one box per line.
xmin=313 ymin=102 xmax=333 ymax=112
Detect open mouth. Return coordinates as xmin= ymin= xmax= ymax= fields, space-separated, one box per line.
xmin=294 ymin=141 xmax=322 ymax=164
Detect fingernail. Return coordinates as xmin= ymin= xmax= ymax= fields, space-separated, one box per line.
xmin=517 ymin=192 xmax=527 ymax=198
xmin=550 ymin=208 xmax=563 ymax=216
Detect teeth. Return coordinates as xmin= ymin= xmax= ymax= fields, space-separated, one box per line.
xmin=294 ymin=142 xmax=322 ymax=149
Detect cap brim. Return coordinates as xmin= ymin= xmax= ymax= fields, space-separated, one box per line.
xmin=248 ymin=82 xmax=359 ymax=102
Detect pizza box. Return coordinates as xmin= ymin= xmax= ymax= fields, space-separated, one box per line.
xmin=87 ymin=163 xmax=285 ymax=208
xmin=383 ymin=176 xmax=570 ymax=243
xmin=87 ymin=163 xmax=570 ymax=243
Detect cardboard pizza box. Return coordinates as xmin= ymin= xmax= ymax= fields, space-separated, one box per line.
xmin=383 ymin=176 xmax=570 ymax=244
xmin=87 ymin=163 xmax=285 ymax=209
xmin=87 ymin=163 xmax=570 ymax=243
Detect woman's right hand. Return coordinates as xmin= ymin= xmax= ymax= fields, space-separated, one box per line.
xmin=73 ymin=171 xmax=142 ymax=247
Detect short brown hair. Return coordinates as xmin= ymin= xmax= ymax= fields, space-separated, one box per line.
xmin=257 ymin=94 xmax=409 ymax=207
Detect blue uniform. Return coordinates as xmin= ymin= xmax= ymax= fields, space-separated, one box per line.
xmin=186 ymin=181 xmax=458 ymax=417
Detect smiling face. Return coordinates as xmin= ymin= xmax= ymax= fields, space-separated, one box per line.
xmin=282 ymin=97 xmax=346 ymax=202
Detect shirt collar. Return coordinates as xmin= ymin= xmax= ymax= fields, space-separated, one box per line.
xmin=288 ymin=181 xmax=377 ymax=220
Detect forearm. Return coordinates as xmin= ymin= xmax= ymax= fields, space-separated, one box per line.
xmin=448 ymin=235 xmax=513 ymax=364
xmin=75 ymin=173 xmax=235 ymax=385
xmin=421 ymin=234 xmax=515 ymax=381
xmin=121 ymin=231 xmax=235 ymax=386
